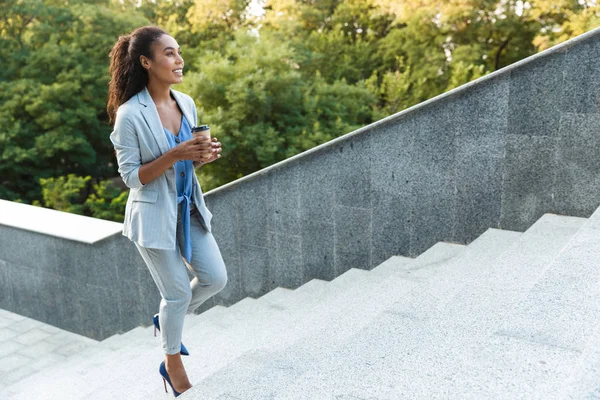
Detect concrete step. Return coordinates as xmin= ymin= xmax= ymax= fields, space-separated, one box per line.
xmin=187 ymin=260 xmax=411 ymax=339
xmin=0 ymin=273 xmax=331 ymax=399
xmin=166 ymin=243 xmax=465 ymax=399
xmin=183 ymin=305 xmax=229 ymax=332
xmin=211 ymin=278 xmax=329 ymax=329
xmin=98 ymin=326 xmax=149 ymax=351
xmin=194 ymin=250 xmax=419 ymax=343
xmin=82 ymin=274 xmax=371 ymax=399
xmin=224 ymin=297 xmax=257 ymax=313
xmin=60 ymin=323 xmax=157 ymax=366
xmin=466 ymin=209 xmax=600 ymax=400
xmin=181 ymin=229 xmax=519 ymax=399
xmin=264 ymin=214 xmax=584 ymax=400
xmin=82 ymin=243 xmax=456 ymax=400
xmin=256 ymin=287 xmax=295 ymax=306
xmin=369 ymin=255 xmax=414 ymax=277
xmin=82 ymin=307 xmax=229 ymax=366
xmin=411 ymin=215 xmax=589 ymax=399
xmin=560 ymin=326 xmax=600 ymax=399
xmin=12 ymin=241 xmax=444 ymax=399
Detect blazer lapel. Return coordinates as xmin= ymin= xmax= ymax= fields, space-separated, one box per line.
xmin=138 ymin=87 xmax=171 ymax=155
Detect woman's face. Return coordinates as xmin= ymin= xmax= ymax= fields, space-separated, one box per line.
xmin=141 ymin=34 xmax=184 ymax=85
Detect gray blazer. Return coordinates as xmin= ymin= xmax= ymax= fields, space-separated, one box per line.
xmin=110 ymin=86 xmax=213 ymax=250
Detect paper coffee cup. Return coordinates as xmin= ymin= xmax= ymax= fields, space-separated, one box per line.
xmin=191 ymin=125 xmax=212 ymax=160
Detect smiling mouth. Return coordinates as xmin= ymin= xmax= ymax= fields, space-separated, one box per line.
xmin=173 ymin=69 xmax=183 ymax=75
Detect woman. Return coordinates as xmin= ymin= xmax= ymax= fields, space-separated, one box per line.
xmin=107 ymin=25 xmax=228 ymax=397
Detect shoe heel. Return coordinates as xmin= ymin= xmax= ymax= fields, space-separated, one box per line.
xmin=154 ymin=326 xmax=157 ymax=337
xmin=159 ymin=361 xmax=182 ymax=397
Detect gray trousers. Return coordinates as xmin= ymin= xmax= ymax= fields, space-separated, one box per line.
xmin=135 ymin=203 xmax=228 ymax=354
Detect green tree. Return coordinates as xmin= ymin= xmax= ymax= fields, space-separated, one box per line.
xmin=37 ymin=174 xmax=126 ymax=222
xmin=179 ymin=30 xmax=376 ymax=190
xmin=37 ymin=174 xmax=90 ymax=215
xmin=0 ymin=0 xmax=147 ymax=202
xmin=2 ymin=0 xmax=600 ymax=218
xmin=85 ymin=179 xmax=128 ymax=222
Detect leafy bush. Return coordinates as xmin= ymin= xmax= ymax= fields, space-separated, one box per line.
xmin=37 ymin=174 xmax=127 ymax=222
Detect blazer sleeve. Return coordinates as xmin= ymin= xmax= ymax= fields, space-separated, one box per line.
xmin=109 ymin=107 xmax=145 ymax=189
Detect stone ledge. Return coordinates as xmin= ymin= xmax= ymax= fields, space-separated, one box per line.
xmin=0 ymin=200 xmax=123 ymax=244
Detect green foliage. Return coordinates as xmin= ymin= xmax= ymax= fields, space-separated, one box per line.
xmin=39 ymin=174 xmax=90 ymax=215
xmin=85 ymin=179 xmax=128 ymax=222
xmin=0 ymin=0 xmax=147 ymax=204
xmin=38 ymin=173 xmax=126 ymax=222
xmin=180 ymin=30 xmax=376 ymax=190
xmin=2 ymin=0 xmax=599 ymax=216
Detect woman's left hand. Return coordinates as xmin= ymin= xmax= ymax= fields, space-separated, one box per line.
xmin=194 ymin=137 xmax=222 ymax=167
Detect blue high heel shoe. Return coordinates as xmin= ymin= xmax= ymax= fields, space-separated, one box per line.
xmin=159 ymin=361 xmax=182 ymax=397
xmin=153 ymin=313 xmax=190 ymax=356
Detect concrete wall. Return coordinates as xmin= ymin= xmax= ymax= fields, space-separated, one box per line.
xmin=204 ymin=27 xmax=600 ymax=301
xmin=1 ymin=27 xmax=599 ymax=340
xmin=0 ymin=201 xmax=164 ymax=340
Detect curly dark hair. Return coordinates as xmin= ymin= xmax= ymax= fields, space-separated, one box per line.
xmin=107 ymin=25 xmax=167 ymax=123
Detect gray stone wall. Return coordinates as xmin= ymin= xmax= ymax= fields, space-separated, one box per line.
xmin=0 ymin=217 xmax=226 ymax=340
xmin=204 ymin=27 xmax=600 ymax=303
xmin=1 ymin=28 xmax=599 ymax=340
xmin=0 ymin=226 xmax=157 ymax=340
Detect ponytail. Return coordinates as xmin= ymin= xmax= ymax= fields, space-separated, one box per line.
xmin=107 ymin=26 xmax=167 ymax=123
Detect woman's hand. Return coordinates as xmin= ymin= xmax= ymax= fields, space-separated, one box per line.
xmin=169 ymin=136 xmax=213 ymax=163
xmin=140 ymin=136 xmax=211 ymax=186
xmin=194 ymin=137 xmax=222 ymax=168
xmin=140 ymin=136 xmax=221 ymax=185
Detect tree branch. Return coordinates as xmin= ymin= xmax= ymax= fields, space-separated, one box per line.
xmin=495 ymin=38 xmax=510 ymax=70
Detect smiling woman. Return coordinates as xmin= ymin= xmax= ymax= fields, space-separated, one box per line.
xmin=106 ymin=25 xmax=227 ymax=398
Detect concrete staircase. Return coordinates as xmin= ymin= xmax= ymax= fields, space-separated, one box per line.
xmin=2 ymin=208 xmax=600 ymax=399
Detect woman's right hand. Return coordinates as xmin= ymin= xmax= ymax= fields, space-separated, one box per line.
xmin=170 ymin=136 xmax=213 ymax=162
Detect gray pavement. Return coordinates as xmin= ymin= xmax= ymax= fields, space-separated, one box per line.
xmin=0 ymin=308 xmax=98 ymax=389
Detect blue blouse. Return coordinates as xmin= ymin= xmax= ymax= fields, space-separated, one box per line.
xmin=163 ymin=114 xmax=195 ymax=263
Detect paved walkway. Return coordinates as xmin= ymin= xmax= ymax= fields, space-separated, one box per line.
xmin=0 ymin=308 xmax=98 ymax=389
